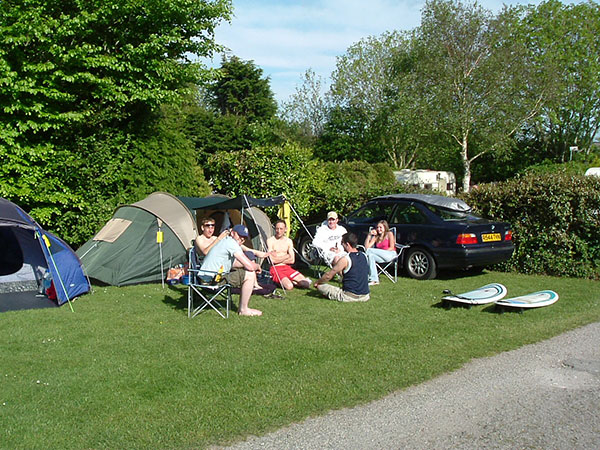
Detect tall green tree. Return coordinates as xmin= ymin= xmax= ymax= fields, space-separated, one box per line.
xmin=520 ymin=0 xmax=600 ymax=162
xmin=280 ymin=68 xmax=330 ymax=141
xmin=187 ymin=56 xmax=280 ymax=156
xmin=323 ymin=31 xmax=423 ymax=166
xmin=405 ymin=0 xmax=544 ymax=192
xmin=205 ymin=55 xmax=277 ymax=123
xmin=0 ymin=0 xmax=231 ymax=243
xmin=314 ymin=105 xmax=373 ymax=161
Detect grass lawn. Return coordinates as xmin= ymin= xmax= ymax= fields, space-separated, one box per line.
xmin=1 ymin=270 xmax=599 ymax=448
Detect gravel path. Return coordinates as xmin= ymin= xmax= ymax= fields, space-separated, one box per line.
xmin=223 ymin=322 xmax=600 ymax=449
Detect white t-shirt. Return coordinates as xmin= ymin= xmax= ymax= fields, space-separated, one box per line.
xmin=312 ymin=223 xmax=347 ymax=253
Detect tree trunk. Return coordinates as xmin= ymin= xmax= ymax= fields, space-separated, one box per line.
xmin=461 ymin=135 xmax=471 ymax=193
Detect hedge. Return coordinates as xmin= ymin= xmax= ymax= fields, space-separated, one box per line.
xmin=204 ymin=145 xmax=402 ymax=233
xmin=464 ymin=172 xmax=600 ymax=279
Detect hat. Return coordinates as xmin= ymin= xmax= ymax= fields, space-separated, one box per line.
xmin=232 ymin=224 xmax=249 ymax=237
xmin=327 ymin=211 xmax=338 ymax=220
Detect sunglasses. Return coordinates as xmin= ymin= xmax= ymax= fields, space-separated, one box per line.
xmin=204 ymin=223 xmax=215 ymax=227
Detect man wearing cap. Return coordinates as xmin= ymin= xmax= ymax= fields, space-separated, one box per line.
xmin=312 ymin=211 xmax=348 ymax=266
xmin=198 ymin=224 xmax=263 ymax=316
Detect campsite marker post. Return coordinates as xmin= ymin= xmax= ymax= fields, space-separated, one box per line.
xmin=157 ymin=222 xmax=164 ymax=288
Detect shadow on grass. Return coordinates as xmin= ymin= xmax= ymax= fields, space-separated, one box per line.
xmin=481 ymin=303 xmax=525 ymax=315
xmin=162 ymin=285 xmax=187 ymax=311
xmin=430 ymin=301 xmax=525 ymax=314
xmin=430 ymin=300 xmax=476 ymax=310
xmin=303 ymin=289 xmax=326 ymax=299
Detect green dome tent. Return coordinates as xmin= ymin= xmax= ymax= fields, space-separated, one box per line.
xmin=77 ymin=192 xmax=197 ymax=286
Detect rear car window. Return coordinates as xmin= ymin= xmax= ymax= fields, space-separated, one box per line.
xmin=424 ymin=204 xmax=480 ymax=221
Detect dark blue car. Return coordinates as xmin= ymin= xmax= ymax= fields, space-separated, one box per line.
xmin=297 ymin=194 xmax=514 ymax=280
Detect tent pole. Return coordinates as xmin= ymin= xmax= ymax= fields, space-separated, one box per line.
xmin=287 ymin=200 xmax=316 ymax=240
xmin=78 ymin=242 xmax=97 ymax=294
xmin=78 ymin=241 xmax=98 ymax=260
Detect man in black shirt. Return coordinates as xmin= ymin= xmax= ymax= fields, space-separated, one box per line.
xmin=313 ymin=232 xmax=370 ymax=302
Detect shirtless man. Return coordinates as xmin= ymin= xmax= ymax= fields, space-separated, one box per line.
xmin=195 ymin=217 xmax=229 ymax=256
xmin=267 ymin=220 xmax=311 ymax=290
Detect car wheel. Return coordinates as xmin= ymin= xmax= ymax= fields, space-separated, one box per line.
xmin=298 ymin=235 xmax=317 ymax=266
xmin=405 ymin=248 xmax=437 ymax=280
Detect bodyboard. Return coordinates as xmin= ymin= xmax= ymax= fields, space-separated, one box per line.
xmin=495 ymin=290 xmax=559 ymax=309
xmin=442 ymin=283 xmax=507 ymax=305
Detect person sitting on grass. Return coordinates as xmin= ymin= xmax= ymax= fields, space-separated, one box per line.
xmin=267 ymin=219 xmax=311 ymax=290
xmin=198 ymin=224 xmax=263 ymax=316
xmin=364 ymin=220 xmax=396 ymax=286
xmin=313 ymin=232 xmax=370 ymax=302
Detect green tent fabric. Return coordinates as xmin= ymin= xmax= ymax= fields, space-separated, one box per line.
xmin=77 ymin=192 xmax=197 ymax=286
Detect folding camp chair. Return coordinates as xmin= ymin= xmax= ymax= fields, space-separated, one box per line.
xmin=187 ymin=247 xmax=232 ymax=318
xmin=369 ymin=228 xmax=409 ymax=284
xmin=301 ymin=223 xmax=331 ymax=278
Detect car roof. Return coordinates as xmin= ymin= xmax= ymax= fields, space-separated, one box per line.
xmin=372 ymin=193 xmax=472 ymax=213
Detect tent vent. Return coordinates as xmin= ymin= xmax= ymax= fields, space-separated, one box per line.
xmin=93 ymin=219 xmax=132 ymax=243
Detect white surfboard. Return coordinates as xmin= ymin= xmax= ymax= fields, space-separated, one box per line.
xmin=442 ymin=283 xmax=507 ymax=306
xmin=495 ymin=290 xmax=559 ymax=309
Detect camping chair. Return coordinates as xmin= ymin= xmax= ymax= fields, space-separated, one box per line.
xmin=302 ymin=222 xmax=331 ymax=278
xmin=187 ymin=247 xmax=232 ymax=319
xmin=367 ymin=228 xmax=409 ymax=284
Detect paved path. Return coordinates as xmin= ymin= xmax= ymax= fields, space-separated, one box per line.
xmin=224 ymin=322 xmax=600 ymax=449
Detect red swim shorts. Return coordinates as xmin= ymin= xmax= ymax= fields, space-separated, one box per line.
xmin=269 ymin=265 xmax=301 ymax=283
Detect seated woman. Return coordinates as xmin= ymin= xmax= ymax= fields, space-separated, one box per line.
xmin=364 ymin=220 xmax=396 ymax=286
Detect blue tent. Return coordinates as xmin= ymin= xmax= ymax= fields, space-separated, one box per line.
xmin=0 ymin=198 xmax=89 ymax=310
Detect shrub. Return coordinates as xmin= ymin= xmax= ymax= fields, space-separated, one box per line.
xmin=311 ymin=161 xmax=399 ymax=220
xmin=518 ymin=160 xmax=590 ymax=177
xmin=15 ymin=110 xmax=211 ymax=248
xmin=205 ymin=143 xmax=327 ymax=230
xmin=464 ymin=173 xmax=600 ymax=279
xmin=205 ymin=148 xmax=405 ymax=234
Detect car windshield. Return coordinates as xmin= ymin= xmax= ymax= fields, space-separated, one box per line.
xmin=424 ymin=204 xmax=481 ymax=221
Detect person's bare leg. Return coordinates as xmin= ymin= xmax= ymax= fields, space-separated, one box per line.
xmin=292 ymin=273 xmax=311 ymax=289
xmin=281 ymin=277 xmax=294 ymax=290
xmin=238 ymin=270 xmax=262 ymax=316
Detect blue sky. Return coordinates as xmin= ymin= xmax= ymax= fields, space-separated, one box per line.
xmin=206 ymin=0 xmax=542 ymax=105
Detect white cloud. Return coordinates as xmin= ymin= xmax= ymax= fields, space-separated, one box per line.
xmin=210 ymin=0 xmax=543 ymax=104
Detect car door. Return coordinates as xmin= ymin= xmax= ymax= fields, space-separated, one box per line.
xmin=389 ymin=201 xmax=435 ymax=245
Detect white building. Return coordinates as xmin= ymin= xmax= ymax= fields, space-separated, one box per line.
xmin=393 ymin=169 xmax=456 ymax=196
